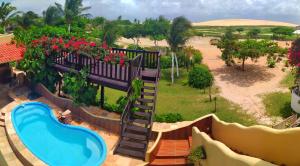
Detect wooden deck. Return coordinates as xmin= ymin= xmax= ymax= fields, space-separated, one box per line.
xmin=49 ymin=48 xmax=160 ymax=91
xmin=148 ymin=116 xmax=212 ymax=166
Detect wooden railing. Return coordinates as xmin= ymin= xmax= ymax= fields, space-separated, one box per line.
xmin=49 ymin=48 xmax=159 ymax=87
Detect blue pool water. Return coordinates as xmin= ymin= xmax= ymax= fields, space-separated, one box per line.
xmin=11 ymin=102 xmax=107 ymax=166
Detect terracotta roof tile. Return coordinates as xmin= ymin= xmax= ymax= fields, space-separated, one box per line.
xmin=0 ymin=44 xmax=25 ymax=64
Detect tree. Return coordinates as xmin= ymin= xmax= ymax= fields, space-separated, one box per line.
xmin=0 ymin=2 xmax=19 ymax=33
xmin=144 ymin=16 xmax=170 ymax=47
xmin=233 ymin=39 xmax=286 ymax=70
xmin=16 ymin=11 xmax=40 ymax=29
xmin=102 ymin=21 xmax=120 ymax=47
xmin=167 ymin=16 xmax=192 ymax=83
xmin=236 ymin=27 xmax=244 ymax=34
xmin=123 ymin=23 xmax=145 ymax=47
xmin=234 ymin=39 xmax=263 ymax=70
xmin=43 ymin=5 xmax=64 ymax=26
xmin=247 ymin=28 xmax=261 ymax=39
xmin=271 ymin=27 xmax=294 ymax=40
xmin=214 ymin=28 xmax=238 ymax=66
xmin=55 ymin=0 xmax=91 ymax=33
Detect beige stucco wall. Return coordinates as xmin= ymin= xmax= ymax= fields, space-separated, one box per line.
xmin=211 ymin=115 xmax=300 ymax=166
xmin=192 ymin=127 xmax=276 ymax=166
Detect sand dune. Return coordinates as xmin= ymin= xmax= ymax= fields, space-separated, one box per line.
xmin=193 ymin=19 xmax=298 ymax=27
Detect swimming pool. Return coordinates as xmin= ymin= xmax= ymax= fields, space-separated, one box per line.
xmin=11 ymin=102 xmax=107 ymax=166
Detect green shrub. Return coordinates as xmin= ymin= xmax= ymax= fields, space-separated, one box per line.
xmin=62 ymin=69 xmax=98 ymax=106
xmin=155 ymin=113 xmax=183 ymax=123
xmin=267 ymin=58 xmax=276 ymax=68
xmin=193 ymin=50 xmax=203 ymax=64
xmin=160 ymin=56 xmax=172 ymax=69
xmin=104 ymin=96 xmax=128 ymax=113
xmin=126 ymin=44 xmax=144 ymax=50
xmin=188 ymin=65 xmax=213 ymax=89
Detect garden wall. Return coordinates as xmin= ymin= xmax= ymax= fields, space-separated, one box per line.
xmin=35 ymin=83 xmax=121 ymax=135
xmin=211 ymin=115 xmax=300 ymax=166
xmin=191 ymin=127 xmax=275 ymax=166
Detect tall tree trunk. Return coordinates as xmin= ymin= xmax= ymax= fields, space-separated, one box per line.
xmin=3 ymin=26 xmax=6 ymax=34
xmin=68 ymin=24 xmax=71 ymax=33
xmin=171 ymin=52 xmax=175 ymax=84
xmin=242 ymin=57 xmax=245 ymax=71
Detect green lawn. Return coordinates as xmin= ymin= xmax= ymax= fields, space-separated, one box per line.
xmin=105 ymin=69 xmax=256 ymax=126
xmin=280 ymin=71 xmax=295 ymax=88
xmin=262 ymin=92 xmax=293 ymax=118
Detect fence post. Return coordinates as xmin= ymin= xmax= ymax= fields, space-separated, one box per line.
xmin=128 ymin=61 xmax=132 ymax=85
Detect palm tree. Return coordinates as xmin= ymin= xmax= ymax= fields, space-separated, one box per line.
xmin=55 ymin=0 xmax=91 ymax=33
xmin=0 ymin=2 xmax=19 ymax=33
xmin=166 ymin=16 xmax=192 ymax=83
xmin=43 ymin=5 xmax=64 ymax=26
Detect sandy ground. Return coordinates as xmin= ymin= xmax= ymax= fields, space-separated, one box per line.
xmin=192 ymin=19 xmax=298 ymax=27
xmin=119 ymin=37 xmax=291 ymax=125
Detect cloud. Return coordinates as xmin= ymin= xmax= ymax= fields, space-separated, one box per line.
xmin=6 ymin=0 xmax=300 ymax=24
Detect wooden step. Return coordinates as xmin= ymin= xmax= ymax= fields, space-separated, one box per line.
xmin=134 ymin=111 xmax=151 ymax=119
xmin=130 ymin=118 xmax=149 ymax=125
xmin=115 ymin=147 xmax=145 ymax=159
xmin=119 ymin=140 xmax=146 ymax=149
xmin=143 ymin=86 xmax=155 ymax=90
xmin=150 ymin=158 xmax=191 ymax=166
xmin=127 ymin=124 xmax=148 ymax=133
xmin=143 ymin=80 xmax=156 ymax=84
xmin=123 ymin=132 xmax=147 ymax=141
xmin=137 ymin=98 xmax=154 ymax=103
xmin=141 ymin=92 xmax=155 ymax=96
xmin=134 ymin=104 xmax=153 ymax=110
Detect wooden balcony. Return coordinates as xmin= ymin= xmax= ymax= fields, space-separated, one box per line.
xmin=48 ymin=48 xmax=160 ymax=91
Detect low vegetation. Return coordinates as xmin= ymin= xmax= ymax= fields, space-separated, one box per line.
xmin=106 ymin=69 xmax=256 ymax=126
xmin=263 ymin=92 xmax=293 ymax=118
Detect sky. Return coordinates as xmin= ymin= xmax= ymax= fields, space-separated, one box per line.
xmin=5 ymin=0 xmax=300 ymax=24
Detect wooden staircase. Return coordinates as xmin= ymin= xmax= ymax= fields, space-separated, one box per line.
xmin=114 ymin=69 xmax=159 ymax=160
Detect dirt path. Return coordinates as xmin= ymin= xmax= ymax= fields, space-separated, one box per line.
xmin=119 ymin=37 xmax=290 ymax=125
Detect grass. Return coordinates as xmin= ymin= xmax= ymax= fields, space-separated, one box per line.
xmin=105 ymin=68 xmax=257 ymax=126
xmin=192 ymin=26 xmax=298 ymax=40
xmin=262 ymin=92 xmax=293 ymax=118
xmin=281 ymin=71 xmax=295 ymax=88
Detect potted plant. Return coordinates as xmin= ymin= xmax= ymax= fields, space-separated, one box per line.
xmin=289 ymin=38 xmax=300 ymax=113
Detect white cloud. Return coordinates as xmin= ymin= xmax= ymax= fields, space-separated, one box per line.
xmin=5 ymin=0 xmax=300 ymax=24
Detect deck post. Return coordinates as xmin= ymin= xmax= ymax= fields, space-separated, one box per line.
xmin=58 ymin=80 xmax=61 ymax=97
xmin=100 ymin=86 xmax=104 ymax=108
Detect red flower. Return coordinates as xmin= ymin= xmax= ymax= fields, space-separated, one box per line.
xmin=20 ymin=50 xmax=25 ymax=58
xmin=32 ymin=39 xmax=39 ymax=46
xmin=64 ymin=43 xmax=70 ymax=49
xmin=119 ymin=59 xmax=125 ymax=66
xmin=71 ymin=36 xmax=76 ymax=41
xmin=90 ymin=42 xmax=96 ymax=47
xmin=59 ymin=37 xmax=64 ymax=44
xmin=119 ymin=52 xmax=125 ymax=57
xmin=102 ymin=41 xmax=108 ymax=49
xmin=51 ymin=37 xmax=57 ymax=44
xmin=52 ymin=45 xmax=59 ymax=51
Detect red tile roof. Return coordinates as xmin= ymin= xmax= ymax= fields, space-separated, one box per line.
xmin=0 ymin=44 xmax=25 ymax=64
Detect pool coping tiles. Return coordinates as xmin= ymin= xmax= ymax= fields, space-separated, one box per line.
xmin=5 ymin=111 xmax=47 ymax=166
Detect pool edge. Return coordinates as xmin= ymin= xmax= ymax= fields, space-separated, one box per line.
xmin=8 ymin=102 xmax=107 ymax=166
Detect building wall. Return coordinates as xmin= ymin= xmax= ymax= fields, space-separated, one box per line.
xmin=0 ymin=63 xmax=11 ymax=83
xmin=211 ymin=116 xmax=300 ymax=166
xmin=192 ymin=127 xmax=275 ymax=166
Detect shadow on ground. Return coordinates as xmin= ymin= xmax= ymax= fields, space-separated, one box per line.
xmin=212 ymin=64 xmax=275 ymax=87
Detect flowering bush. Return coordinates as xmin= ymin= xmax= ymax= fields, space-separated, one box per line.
xmin=31 ymin=36 xmax=128 ymax=66
xmin=288 ymin=38 xmax=300 ymax=67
